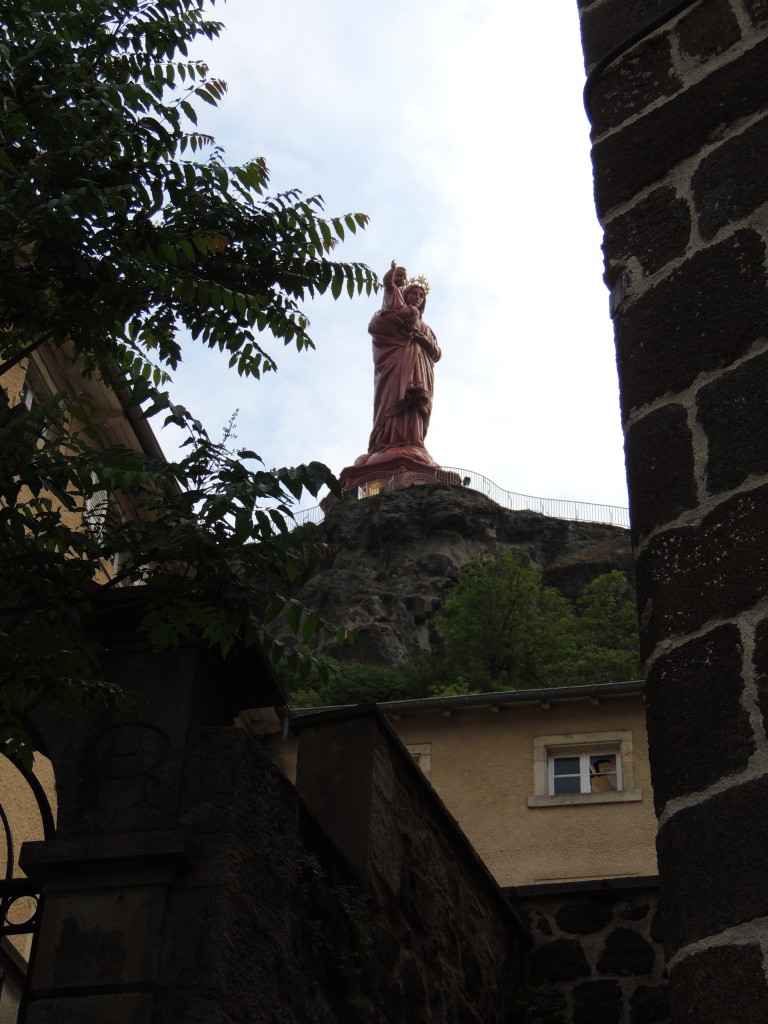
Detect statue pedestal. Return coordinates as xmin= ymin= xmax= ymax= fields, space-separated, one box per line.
xmin=338 ymin=446 xmax=462 ymax=496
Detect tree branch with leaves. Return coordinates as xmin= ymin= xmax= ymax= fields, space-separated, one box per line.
xmin=0 ymin=0 xmax=376 ymax=764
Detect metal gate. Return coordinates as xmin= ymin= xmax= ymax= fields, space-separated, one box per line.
xmin=0 ymin=749 xmax=55 ymax=1024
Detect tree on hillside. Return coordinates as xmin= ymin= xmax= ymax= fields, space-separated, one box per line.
xmin=287 ymin=556 xmax=641 ymax=707
xmin=0 ymin=0 xmax=376 ymax=763
xmin=569 ymin=570 xmax=642 ymax=684
xmin=436 ymin=552 xmax=576 ymax=693
xmin=290 ymin=655 xmax=439 ymax=709
xmin=436 ymin=554 xmax=641 ymax=693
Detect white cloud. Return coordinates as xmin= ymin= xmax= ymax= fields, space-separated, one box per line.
xmin=164 ymin=0 xmax=628 ymax=510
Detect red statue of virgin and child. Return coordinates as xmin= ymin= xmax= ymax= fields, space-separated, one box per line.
xmin=340 ymin=261 xmax=453 ymax=492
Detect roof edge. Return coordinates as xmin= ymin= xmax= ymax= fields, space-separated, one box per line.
xmin=291 ymin=679 xmax=645 ymax=720
xmin=507 ymin=874 xmax=659 ymax=900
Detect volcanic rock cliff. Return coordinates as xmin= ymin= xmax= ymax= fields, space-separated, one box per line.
xmin=292 ymin=484 xmax=633 ymax=666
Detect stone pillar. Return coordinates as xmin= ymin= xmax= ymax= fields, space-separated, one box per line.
xmin=294 ymin=710 xmax=378 ymax=882
xmin=17 ymin=592 xmax=286 ymax=1024
xmin=578 ymin=2 xmax=768 ymax=1020
xmin=19 ymin=644 xmax=228 ymax=1024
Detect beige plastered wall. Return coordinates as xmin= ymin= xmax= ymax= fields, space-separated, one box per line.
xmin=282 ymin=696 xmax=657 ymax=889
xmin=4 ymin=355 xmax=101 ymax=563
xmin=4 ymin=348 xmax=158 ymax=582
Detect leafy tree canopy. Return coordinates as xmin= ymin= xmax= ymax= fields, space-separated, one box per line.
xmin=438 ymin=553 xmax=570 ymax=691
xmin=0 ymin=0 xmax=376 ymax=763
xmin=289 ymin=557 xmax=641 ymax=708
xmin=290 ymin=655 xmax=439 ymax=710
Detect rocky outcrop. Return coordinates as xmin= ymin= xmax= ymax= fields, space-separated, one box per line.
xmin=293 ymin=484 xmax=632 ymax=666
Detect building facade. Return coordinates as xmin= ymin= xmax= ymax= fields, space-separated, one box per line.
xmin=283 ymin=681 xmax=656 ymax=889
xmin=282 ymin=682 xmax=666 ymax=1023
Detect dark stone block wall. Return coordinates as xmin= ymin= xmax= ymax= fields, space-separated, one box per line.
xmin=22 ymin=645 xmax=528 ymax=1023
xmin=515 ymin=882 xmax=667 ymax=1024
xmin=578 ymin=1 xmax=768 ymax=1019
xmin=293 ymin=707 xmax=530 ymax=1023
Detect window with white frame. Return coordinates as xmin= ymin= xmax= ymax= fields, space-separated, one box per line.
xmin=84 ymin=475 xmax=129 ymax=583
xmin=20 ymin=380 xmax=37 ymax=410
xmin=549 ymin=749 xmax=621 ymax=795
xmin=83 ymin=473 xmax=110 ymax=543
xmin=20 ymin=378 xmax=56 ymax=442
xmin=528 ymin=731 xmax=642 ymax=807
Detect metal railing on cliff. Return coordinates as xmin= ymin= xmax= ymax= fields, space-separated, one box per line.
xmin=291 ymin=467 xmax=630 ymax=530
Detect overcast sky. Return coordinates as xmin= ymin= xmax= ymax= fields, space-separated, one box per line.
xmin=164 ymin=0 xmax=629 ymax=512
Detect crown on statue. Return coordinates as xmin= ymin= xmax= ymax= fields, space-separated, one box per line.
xmin=405 ymin=274 xmax=430 ymax=295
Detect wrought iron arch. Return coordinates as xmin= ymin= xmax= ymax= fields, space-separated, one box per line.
xmin=1 ymin=749 xmax=54 ymax=939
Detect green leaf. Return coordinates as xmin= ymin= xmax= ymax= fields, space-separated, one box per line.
xmin=0 ymin=0 xmax=376 ymax=759
xmin=287 ymin=601 xmax=302 ymax=632
xmin=302 ymin=613 xmax=319 ymax=644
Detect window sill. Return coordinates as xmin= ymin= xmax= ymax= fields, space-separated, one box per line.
xmin=527 ymin=789 xmax=643 ymax=808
